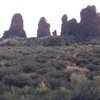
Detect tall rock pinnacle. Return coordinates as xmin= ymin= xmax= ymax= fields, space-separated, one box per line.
xmin=2 ymin=13 xmax=27 ymax=38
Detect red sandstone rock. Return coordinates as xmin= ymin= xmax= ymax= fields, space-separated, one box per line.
xmin=65 ymin=18 xmax=78 ymax=35
xmin=61 ymin=14 xmax=68 ymax=35
xmin=37 ymin=17 xmax=51 ymax=37
xmin=61 ymin=14 xmax=78 ymax=36
xmin=61 ymin=5 xmax=100 ymax=41
xmin=2 ymin=13 xmax=27 ymax=38
xmin=52 ymin=30 xmax=57 ymax=36
xmin=79 ymin=5 xmax=100 ymax=39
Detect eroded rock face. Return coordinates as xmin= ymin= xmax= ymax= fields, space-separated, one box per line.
xmin=61 ymin=14 xmax=78 ymax=36
xmin=65 ymin=18 xmax=78 ymax=35
xmin=37 ymin=17 xmax=51 ymax=37
xmin=2 ymin=13 xmax=27 ymax=38
xmin=80 ymin=5 xmax=97 ymax=23
xmin=61 ymin=14 xmax=68 ymax=35
xmin=61 ymin=5 xmax=100 ymax=41
xmin=78 ymin=5 xmax=100 ymax=40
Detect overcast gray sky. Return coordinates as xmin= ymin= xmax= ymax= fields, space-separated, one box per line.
xmin=0 ymin=0 xmax=100 ymax=37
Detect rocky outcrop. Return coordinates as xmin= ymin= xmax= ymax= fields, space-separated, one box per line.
xmin=61 ymin=14 xmax=78 ymax=36
xmin=80 ymin=5 xmax=97 ymax=23
xmin=37 ymin=17 xmax=51 ymax=37
xmin=2 ymin=13 xmax=27 ymax=38
xmin=66 ymin=18 xmax=78 ymax=35
xmin=61 ymin=14 xmax=68 ymax=35
xmin=78 ymin=5 xmax=100 ymax=40
xmin=61 ymin=5 xmax=100 ymax=42
xmin=52 ymin=30 xmax=57 ymax=36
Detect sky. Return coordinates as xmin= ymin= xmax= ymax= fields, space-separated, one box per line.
xmin=0 ymin=0 xmax=100 ymax=37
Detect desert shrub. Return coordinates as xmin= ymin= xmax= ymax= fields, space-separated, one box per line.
xmin=31 ymin=74 xmax=47 ymax=88
xmin=0 ymin=83 xmax=10 ymax=94
xmin=1 ymin=38 xmax=25 ymax=47
xmin=35 ymin=58 xmax=47 ymax=63
xmin=36 ymin=68 xmax=50 ymax=75
xmin=44 ymin=36 xmax=65 ymax=46
xmin=47 ymin=71 xmax=71 ymax=89
xmin=75 ymin=50 xmax=100 ymax=68
xmin=35 ymin=54 xmax=50 ymax=63
xmin=38 ymin=81 xmax=48 ymax=92
xmin=0 ymin=68 xmax=6 ymax=80
xmin=75 ymin=57 xmax=89 ymax=66
xmin=46 ymin=60 xmax=66 ymax=70
xmin=0 ymin=66 xmax=23 ymax=81
xmin=21 ymin=86 xmax=71 ymax=100
xmin=64 ymin=55 xmax=76 ymax=63
xmin=0 ymin=79 xmax=99 ymax=100
xmin=0 ymin=86 xmax=72 ymax=100
xmin=0 ymin=53 xmax=15 ymax=60
xmin=31 ymin=73 xmax=40 ymax=80
xmin=55 ymin=61 xmax=66 ymax=70
xmin=87 ymin=64 xmax=99 ymax=71
xmin=71 ymin=73 xmax=87 ymax=82
xmin=8 ymin=66 xmax=23 ymax=74
xmin=25 ymin=38 xmax=36 ymax=46
xmin=70 ymin=73 xmax=88 ymax=90
xmin=89 ymin=39 xmax=100 ymax=45
xmin=47 ymin=78 xmax=63 ymax=89
xmin=86 ymin=72 xmax=95 ymax=80
xmin=71 ymin=81 xmax=100 ymax=100
xmin=2 ymin=74 xmax=32 ymax=88
xmin=92 ymin=58 xmax=100 ymax=65
xmin=6 ymin=40 xmax=20 ymax=46
xmin=32 ymin=78 xmax=41 ymax=87
xmin=0 ymin=67 xmax=15 ymax=80
xmin=94 ymin=74 xmax=100 ymax=81
xmin=35 ymin=89 xmax=71 ymax=100
xmin=35 ymin=53 xmax=56 ymax=64
xmin=93 ymin=49 xmax=100 ymax=56
xmin=49 ymin=70 xmax=71 ymax=79
xmin=23 ymin=65 xmax=37 ymax=73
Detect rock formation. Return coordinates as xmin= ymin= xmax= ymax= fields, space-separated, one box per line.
xmin=78 ymin=5 xmax=100 ymax=40
xmin=61 ymin=14 xmax=78 ymax=36
xmin=52 ymin=30 xmax=57 ymax=36
xmin=2 ymin=13 xmax=27 ymax=38
xmin=61 ymin=5 xmax=100 ymax=42
xmin=61 ymin=14 xmax=68 ymax=35
xmin=66 ymin=18 xmax=78 ymax=35
xmin=37 ymin=17 xmax=51 ymax=37
xmin=80 ymin=5 xmax=97 ymax=23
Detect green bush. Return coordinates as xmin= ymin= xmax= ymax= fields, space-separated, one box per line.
xmin=0 ymin=86 xmax=71 ymax=100
xmin=44 ymin=36 xmax=65 ymax=46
